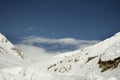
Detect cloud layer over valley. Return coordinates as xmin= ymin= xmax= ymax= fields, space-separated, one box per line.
xmin=16 ymin=36 xmax=99 ymax=63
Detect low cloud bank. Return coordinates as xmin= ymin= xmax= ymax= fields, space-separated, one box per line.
xmin=16 ymin=36 xmax=99 ymax=63
xmin=16 ymin=44 xmax=57 ymax=63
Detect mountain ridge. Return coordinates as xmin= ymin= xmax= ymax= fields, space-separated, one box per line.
xmin=0 ymin=33 xmax=31 ymax=68
xmin=35 ymin=32 xmax=120 ymax=79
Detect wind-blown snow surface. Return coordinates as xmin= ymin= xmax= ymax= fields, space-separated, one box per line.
xmin=0 ymin=32 xmax=120 ymax=80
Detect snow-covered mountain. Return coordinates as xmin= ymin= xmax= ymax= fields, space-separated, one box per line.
xmin=36 ymin=32 xmax=120 ymax=79
xmin=0 ymin=33 xmax=31 ymax=68
xmin=0 ymin=32 xmax=120 ymax=80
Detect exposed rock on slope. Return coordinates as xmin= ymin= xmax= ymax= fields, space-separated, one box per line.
xmin=37 ymin=32 xmax=120 ymax=79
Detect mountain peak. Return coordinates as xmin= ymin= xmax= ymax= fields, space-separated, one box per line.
xmin=0 ymin=33 xmax=31 ymax=68
xmin=0 ymin=33 xmax=7 ymax=41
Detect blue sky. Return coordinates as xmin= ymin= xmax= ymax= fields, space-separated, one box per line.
xmin=0 ymin=0 xmax=120 ymax=43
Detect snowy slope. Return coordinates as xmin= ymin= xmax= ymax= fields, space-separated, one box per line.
xmin=0 ymin=32 xmax=120 ymax=80
xmin=35 ymin=32 xmax=120 ymax=79
xmin=0 ymin=33 xmax=31 ymax=68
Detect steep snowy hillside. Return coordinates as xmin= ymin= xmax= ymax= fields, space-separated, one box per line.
xmin=0 ymin=32 xmax=120 ymax=80
xmin=0 ymin=33 xmax=31 ymax=68
xmin=36 ymin=32 xmax=120 ymax=79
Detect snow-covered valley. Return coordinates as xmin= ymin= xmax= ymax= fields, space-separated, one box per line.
xmin=0 ymin=32 xmax=120 ymax=80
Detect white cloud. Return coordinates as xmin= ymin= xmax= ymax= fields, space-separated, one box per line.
xmin=25 ymin=27 xmax=34 ymax=31
xmin=16 ymin=44 xmax=57 ymax=63
xmin=16 ymin=36 xmax=99 ymax=63
xmin=21 ymin=36 xmax=99 ymax=47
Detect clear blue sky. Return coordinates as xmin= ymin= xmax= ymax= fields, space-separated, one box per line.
xmin=0 ymin=0 xmax=120 ymax=42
